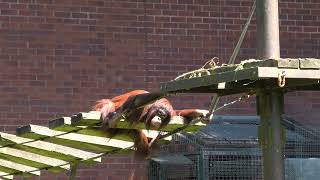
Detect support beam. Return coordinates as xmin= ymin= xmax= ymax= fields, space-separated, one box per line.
xmin=69 ymin=162 xmax=78 ymax=180
xmin=258 ymin=90 xmax=285 ymax=180
xmin=256 ymin=1 xmax=284 ymax=180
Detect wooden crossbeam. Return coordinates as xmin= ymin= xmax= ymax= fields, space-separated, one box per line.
xmin=0 ymin=159 xmax=40 ymax=176
xmin=59 ymin=111 xmax=205 ymax=132
xmin=49 ymin=117 xmax=172 ymax=141
xmin=0 ymin=133 xmax=102 ymax=162
xmin=0 ymin=147 xmax=70 ymax=170
xmin=257 ymin=67 xmax=320 ymax=79
xmin=17 ymin=125 xmax=134 ymax=150
xmin=0 ymin=171 xmax=13 ymax=180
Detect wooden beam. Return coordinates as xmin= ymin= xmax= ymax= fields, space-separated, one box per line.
xmin=0 ymin=159 xmax=40 ymax=175
xmin=65 ymin=112 xmax=205 ymax=132
xmin=0 ymin=147 xmax=70 ymax=170
xmin=0 ymin=171 xmax=13 ymax=180
xmin=17 ymin=125 xmax=134 ymax=150
xmin=258 ymin=67 xmax=320 ymax=79
xmin=0 ymin=133 xmax=102 ymax=162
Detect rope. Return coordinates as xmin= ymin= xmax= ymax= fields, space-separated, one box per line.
xmin=174 ymin=57 xmax=219 ymax=80
xmin=207 ymin=0 xmax=256 ymax=119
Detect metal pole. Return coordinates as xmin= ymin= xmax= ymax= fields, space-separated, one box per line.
xmin=256 ymin=0 xmax=284 ymax=180
xmin=256 ymin=0 xmax=280 ymax=59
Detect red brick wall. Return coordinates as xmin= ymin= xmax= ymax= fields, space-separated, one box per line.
xmin=0 ymin=0 xmax=319 ymax=179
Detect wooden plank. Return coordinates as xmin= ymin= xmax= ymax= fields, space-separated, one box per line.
xmin=257 ymin=67 xmax=320 ymax=79
xmin=49 ymin=112 xmax=100 ymax=129
xmin=49 ymin=116 xmax=172 ymax=141
xmin=299 ymin=58 xmax=320 ymax=69
xmin=62 ymin=112 xmax=205 ymax=132
xmin=277 ymin=58 xmax=300 ymax=68
xmin=71 ymin=112 xmax=101 ymax=126
xmin=52 ymin=125 xmax=172 ymax=142
xmin=17 ymin=125 xmax=134 ymax=150
xmin=0 ymin=147 xmax=70 ymax=170
xmin=0 ymin=133 xmax=102 ymax=162
xmin=0 ymin=159 xmax=40 ymax=175
xmin=160 ymin=67 xmax=258 ymax=93
xmin=0 ymin=171 xmax=13 ymax=180
xmin=115 ymin=116 xmax=206 ymax=132
xmin=241 ymin=59 xmax=299 ymax=69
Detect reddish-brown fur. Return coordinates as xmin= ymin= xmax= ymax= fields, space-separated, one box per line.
xmin=92 ymin=90 xmax=208 ymax=156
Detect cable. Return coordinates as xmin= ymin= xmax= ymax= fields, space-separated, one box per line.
xmin=207 ymin=0 xmax=256 ymax=119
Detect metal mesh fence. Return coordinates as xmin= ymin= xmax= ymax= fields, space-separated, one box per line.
xmin=283 ymin=116 xmax=320 ymax=180
xmin=202 ymin=148 xmax=262 ymax=180
xmin=149 ymin=113 xmax=320 ymax=180
xmin=148 ymin=154 xmax=199 ymax=180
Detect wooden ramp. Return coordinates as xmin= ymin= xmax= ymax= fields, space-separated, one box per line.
xmin=0 ymin=111 xmax=205 ymax=179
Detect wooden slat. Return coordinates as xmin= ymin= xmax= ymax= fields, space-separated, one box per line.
xmin=70 ymin=111 xmax=101 ymax=126
xmin=115 ymin=116 xmax=206 ymax=132
xmin=0 ymin=133 xmax=102 ymax=162
xmin=161 ymin=67 xmax=257 ymax=93
xmin=0 ymin=171 xmax=13 ymax=179
xmin=67 ymin=112 xmax=205 ymax=132
xmin=49 ymin=115 xmax=172 ymax=141
xmin=0 ymin=159 xmax=40 ymax=175
xmin=49 ymin=113 xmax=100 ymax=128
xmin=0 ymin=147 xmax=70 ymax=170
xmin=299 ymin=58 xmax=320 ymax=69
xmin=17 ymin=125 xmax=134 ymax=150
xmin=241 ymin=59 xmax=299 ymax=69
xmin=257 ymin=67 xmax=320 ymax=79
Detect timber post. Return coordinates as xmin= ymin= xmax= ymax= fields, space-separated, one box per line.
xmin=256 ymin=0 xmax=284 ymax=180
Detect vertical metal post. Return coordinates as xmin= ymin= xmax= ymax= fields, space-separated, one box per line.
xmin=256 ymin=0 xmax=280 ymax=59
xmin=256 ymin=0 xmax=284 ymax=180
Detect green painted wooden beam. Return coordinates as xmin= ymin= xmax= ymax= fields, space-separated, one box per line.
xmin=0 ymin=133 xmax=101 ymax=163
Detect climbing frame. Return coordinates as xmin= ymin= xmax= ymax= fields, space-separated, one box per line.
xmin=0 ymin=110 xmax=205 ymax=179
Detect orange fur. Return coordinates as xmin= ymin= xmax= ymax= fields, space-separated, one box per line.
xmin=92 ymin=90 xmax=208 ymax=156
xmin=111 ymin=90 xmax=148 ymax=109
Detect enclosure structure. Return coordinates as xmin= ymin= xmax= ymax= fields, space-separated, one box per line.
xmin=150 ymin=115 xmax=320 ymax=180
xmin=160 ymin=58 xmax=320 ymax=180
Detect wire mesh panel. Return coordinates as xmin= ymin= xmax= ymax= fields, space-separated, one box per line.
xmin=151 ymin=115 xmax=320 ymax=180
xmin=202 ymin=148 xmax=262 ymax=180
xmin=148 ymin=154 xmax=199 ymax=180
xmin=283 ymin=117 xmax=320 ymax=180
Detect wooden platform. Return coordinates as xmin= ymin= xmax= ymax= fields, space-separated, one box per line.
xmin=161 ymin=58 xmax=320 ymax=95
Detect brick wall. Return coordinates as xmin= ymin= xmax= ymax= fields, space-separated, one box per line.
xmin=0 ymin=0 xmax=319 ymax=179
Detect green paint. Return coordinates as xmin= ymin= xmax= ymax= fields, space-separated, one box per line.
xmin=19 ymin=133 xmax=119 ymax=153
xmin=0 ymin=138 xmax=90 ymax=163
